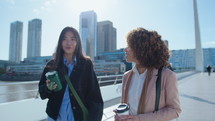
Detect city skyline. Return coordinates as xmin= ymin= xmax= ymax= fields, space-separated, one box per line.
xmin=0 ymin=0 xmax=215 ymax=61
xmin=6 ymin=15 xmax=118 ymax=62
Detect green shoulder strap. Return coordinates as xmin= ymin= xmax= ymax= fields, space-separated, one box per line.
xmin=64 ymin=75 xmax=89 ymax=121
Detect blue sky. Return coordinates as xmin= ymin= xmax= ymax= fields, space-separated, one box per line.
xmin=0 ymin=0 xmax=215 ymax=61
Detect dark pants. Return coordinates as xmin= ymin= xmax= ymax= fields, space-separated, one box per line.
xmin=208 ymin=71 xmax=211 ymax=76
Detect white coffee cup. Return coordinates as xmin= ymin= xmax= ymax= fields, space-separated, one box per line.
xmin=115 ymin=103 xmax=130 ymax=116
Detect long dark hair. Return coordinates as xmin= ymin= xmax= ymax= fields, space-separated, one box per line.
xmin=53 ymin=26 xmax=85 ymax=69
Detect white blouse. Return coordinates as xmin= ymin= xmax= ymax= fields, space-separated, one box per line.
xmin=128 ymin=65 xmax=147 ymax=115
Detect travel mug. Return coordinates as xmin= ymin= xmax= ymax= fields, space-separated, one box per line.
xmin=45 ymin=71 xmax=62 ymax=91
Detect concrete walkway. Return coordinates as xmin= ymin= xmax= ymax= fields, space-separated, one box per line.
xmin=102 ymin=72 xmax=215 ymax=121
xmin=178 ymin=72 xmax=215 ymax=121
xmin=1 ymin=72 xmax=214 ymax=121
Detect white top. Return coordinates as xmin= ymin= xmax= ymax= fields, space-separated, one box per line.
xmin=128 ymin=65 xmax=147 ymax=115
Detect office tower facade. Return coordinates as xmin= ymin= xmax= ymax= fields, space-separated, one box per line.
xmin=9 ymin=21 xmax=23 ymax=63
xmin=163 ymin=40 xmax=169 ymax=48
xmin=169 ymin=49 xmax=195 ymax=72
xmin=97 ymin=21 xmax=117 ymax=55
xmin=169 ymin=48 xmax=215 ymax=72
xmin=193 ymin=0 xmax=204 ymax=71
xmin=27 ymin=18 xmax=42 ymax=58
xmin=203 ymin=48 xmax=215 ymax=68
xmin=79 ymin=11 xmax=97 ymax=59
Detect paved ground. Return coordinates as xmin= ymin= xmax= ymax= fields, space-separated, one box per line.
xmin=178 ymin=72 xmax=215 ymax=121
xmin=1 ymin=72 xmax=214 ymax=121
xmin=102 ymin=72 xmax=215 ymax=121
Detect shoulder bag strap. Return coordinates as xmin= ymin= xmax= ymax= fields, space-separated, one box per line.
xmin=64 ymin=75 xmax=89 ymax=121
xmin=154 ymin=67 xmax=163 ymax=112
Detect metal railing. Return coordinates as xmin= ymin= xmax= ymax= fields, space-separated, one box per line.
xmin=0 ymin=74 xmax=123 ymax=103
xmin=0 ymin=70 xmax=198 ymax=104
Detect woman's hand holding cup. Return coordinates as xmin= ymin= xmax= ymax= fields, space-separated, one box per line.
xmin=46 ymin=79 xmax=57 ymax=90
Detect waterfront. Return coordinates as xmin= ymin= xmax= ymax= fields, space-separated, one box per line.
xmin=0 ymin=81 xmax=38 ymax=103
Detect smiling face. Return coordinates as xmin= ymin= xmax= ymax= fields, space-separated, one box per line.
xmin=62 ymin=31 xmax=77 ymax=56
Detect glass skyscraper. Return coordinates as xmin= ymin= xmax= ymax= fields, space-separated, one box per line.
xmin=9 ymin=21 xmax=23 ymax=63
xmin=97 ymin=20 xmax=117 ymax=55
xmin=79 ymin=11 xmax=97 ymax=59
xmin=27 ymin=18 xmax=42 ymax=58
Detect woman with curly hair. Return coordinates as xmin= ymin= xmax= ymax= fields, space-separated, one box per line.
xmin=115 ymin=27 xmax=181 ymax=121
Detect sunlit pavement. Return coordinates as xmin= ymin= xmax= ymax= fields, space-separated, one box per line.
xmin=178 ymin=73 xmax=215 ymax=121
xmin=102 ymin=72 xmax=215 ymax=121
xmin=1 ymin=72 xmax=214 ymax=121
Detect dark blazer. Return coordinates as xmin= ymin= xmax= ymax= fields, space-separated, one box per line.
xmin=39 ymin=57 xmax=103 ymax=121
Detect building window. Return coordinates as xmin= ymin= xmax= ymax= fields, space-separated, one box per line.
xmin=82 ymin=18 xmax=88 ymax=28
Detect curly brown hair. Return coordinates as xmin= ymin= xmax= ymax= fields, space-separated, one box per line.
xmin=126 ymin=27 xmax=170 ymax=69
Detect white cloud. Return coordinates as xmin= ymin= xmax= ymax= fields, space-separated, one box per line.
xmin=33 ymin=0 xmax=57 ymax=14
xmin=33 ymin=9 xmax=40 ymax=14
xmin=43 ymin=0 xmax=56 ymax=7
xmin=5 ymin=0 xmax=15 ymax=8
xmin=6 ymin=0 xmax=15 ymax=4
xmin=203 ymin=41 xmax=215 ymax=48
xmin=44 ymin=1 xmax=51 ymax=6
xmin=205 ymin=41 xmax=215 ymax=45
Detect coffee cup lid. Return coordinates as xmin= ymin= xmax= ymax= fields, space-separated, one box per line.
xmin=116 ymin=103 xmax=129 ymax=113
xmin=45 ymin=71 xmax=56 ymax=77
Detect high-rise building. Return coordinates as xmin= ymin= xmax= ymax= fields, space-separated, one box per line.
xmin=27 ymin=18 xmax=42 ymax=58
xmin=97 ymin=20 xmax=117 ymax=55
xmin=79 ymin=11 xmax=97 ymax=59
xmin=163 ymin=40 xmax=169 ymax=48
xmin=9 ymin=21 xmax=23 ymax=63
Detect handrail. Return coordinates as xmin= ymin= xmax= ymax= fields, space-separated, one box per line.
xmin=0 ymin=74 xmax=123 ymax=86
xmin=0 ymin=74 xmax=124 ymax=103
xmin=0 ymin=71 xmax=197 ymax=103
